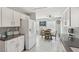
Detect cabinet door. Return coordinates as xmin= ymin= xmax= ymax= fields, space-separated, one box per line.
xmin=18 ymin=36 xmax=24 ymax=52
xmin=2 ymin=8 xmax=13 ymax=27
xmin=6 ymin=38 xmax=18 ymax=52
xmin=14 ymin=11 xmax=20 ymax=27
xmin=71 ymin=7 xmax=79 ymax=27
xmin=0 ymin=8 xmax=1 ymax=27
xmin=0 ymin=41 xmax=5 ymax=52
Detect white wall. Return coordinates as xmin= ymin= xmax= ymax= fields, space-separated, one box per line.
xmin=29 ymin=12 xmax=36 ymax=20
xmin=36 ymin=18 xmax=56 ymax=35
xmin=71 ymin=7 xmax=79 ymax=27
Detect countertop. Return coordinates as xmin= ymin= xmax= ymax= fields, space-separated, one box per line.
xmin=0 ymin=34 xmax=24 ymax=41
xmin=60 ymin=34 xmax=79 ymax=52
xmin=60 ymin=34 xmax=73 ymax=52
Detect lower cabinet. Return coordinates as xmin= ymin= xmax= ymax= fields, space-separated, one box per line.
xmin=0 ymin=35 xmax=24 ymax=52
xmin=5 ymin=38 xmax=18 ymax=52
xmin=17 ymin=36 xmax=24 ymax=52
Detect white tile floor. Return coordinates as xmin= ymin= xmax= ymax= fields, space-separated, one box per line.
xmin=26 ymin=35 xmax=66 ymax=52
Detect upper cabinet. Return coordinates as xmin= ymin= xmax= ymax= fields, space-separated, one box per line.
xmin=0 ymin=7 xmax=29 ymax=27
xmin=2 ymin=8 xmax=14 ymax=27
xmin=14 ymin=11 xmax=20 ymax=27
xmin=71 ymin=7 xmax=79 ymax=27
xmin=0 ymin=7 xmax=24 ymax=27
xmin=0 ymin=8 xmax=1 ymax=27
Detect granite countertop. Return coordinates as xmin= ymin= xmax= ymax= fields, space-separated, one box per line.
xmin=60 ymin=34 xmax=73 ymax=52
xmin=0 ymin=34 xmax=24 ymax=41
xmin=60 ymin=34 xmax=79 ymax=52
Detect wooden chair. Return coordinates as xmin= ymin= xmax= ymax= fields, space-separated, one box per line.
xmin=51 ymin=31 xmax=57 ymax=40
xmin=44 ymin=29 xmax=51 ymax=40
xmin=40 ymin=30 xmax=45 ymax=38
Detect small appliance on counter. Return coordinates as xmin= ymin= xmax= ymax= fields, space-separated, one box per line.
xmin=68 ymin=28 xmax=74 ymax=33
xmin=13 ymin=31 xmax=19 ymax=35
xmin=1 ymin=32 xmax=8 ymax=38
xmin=7 ymin=31 xmax=14 ymax=36
xmin=68 ymin=28 xmax=74 ymax=41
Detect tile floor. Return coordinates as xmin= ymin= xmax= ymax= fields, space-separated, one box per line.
xmin=26 ymin=35 xmax=66 ymax=52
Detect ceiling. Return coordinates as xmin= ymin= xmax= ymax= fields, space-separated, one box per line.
xmin=10 ymin=7 xmax=47 ymax=14
xmin=10 ymin=7 xmax=67 ymax=19
xmin=36 ymin=7 xmax=67 ymax=19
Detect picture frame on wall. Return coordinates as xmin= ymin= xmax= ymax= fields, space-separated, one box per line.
xmin=39 ymin=21 xmax=46 ymax=26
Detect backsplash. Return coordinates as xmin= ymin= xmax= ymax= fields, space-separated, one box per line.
xmin=0 ymin=27 xmax=19 ymax=34
xmin=73 ymin=27 xmax=79 ymax=34
xmin=73 ymin=27 xmax=79 ymax=38
xmin=0 ymin=27 xmax=7 ymax=33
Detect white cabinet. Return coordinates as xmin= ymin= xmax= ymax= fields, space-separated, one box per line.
xmin=5 ymin=38 xmax=18 ymax=52
xmin=2 ymin=8 xmax=14 ymax=27
xmin=71 ymin=7 xmax=79 ymax=27
xmin=0 ymin=35 xmax=24 ymax=52
xmin=0 ymin=41 xmax=5 ymax=52
xmin=1 ymin=7 xmax=21 ymax=27
xmin=0 ymin=8 xmax=1 ymax=27
xmin=14 ymin=11 xmax=20 ymax=27
xmin=18 ymin=35 xmax=24 ymax=52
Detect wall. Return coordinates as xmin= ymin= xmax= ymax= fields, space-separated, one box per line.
xmin=26 ymin=12 xmax=36 ymax=20
xmin=73 ymin=27 xmax=79 ymax=38
xmin=0 ymin=28 xmax=7 ymax=33
xmin=36 ymin=18 xmax=56 ymax=35
xmin=29 ymin=12 xmax=36 ymax=20
xmin=71 ymin=7 xmax=79 ymax=27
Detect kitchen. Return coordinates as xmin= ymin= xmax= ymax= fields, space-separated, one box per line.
xmin=0 ymin=7 xmax=79 ymax=52
xmin=0 ymin=7 xmax=36 ymax=52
